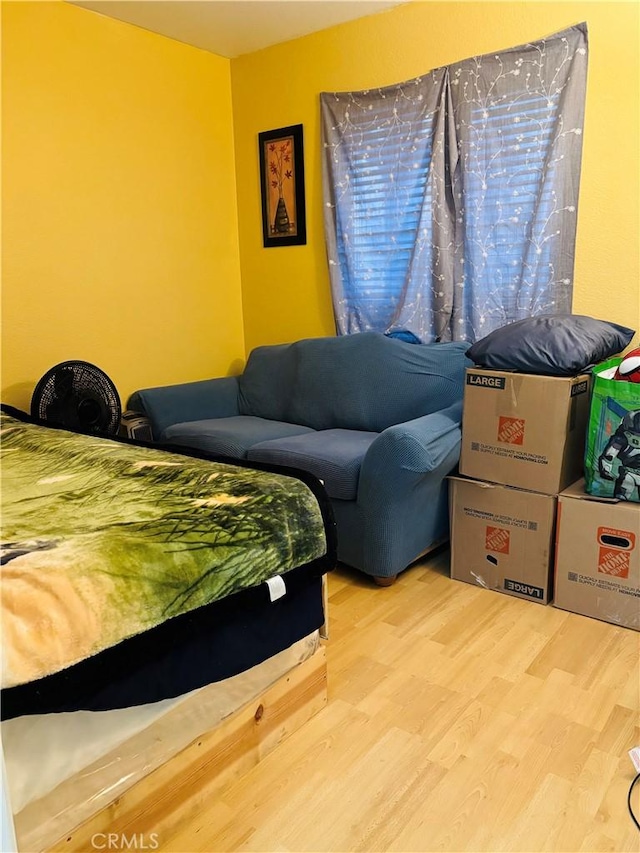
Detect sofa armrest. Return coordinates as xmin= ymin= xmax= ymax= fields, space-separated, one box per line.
xmin=359 ymin=400 xmax=462 ymax=492
xmin=352 ymin=400 xmax=463 ymax=577
xmin=127 ymin=377 xmax=240 ymax=440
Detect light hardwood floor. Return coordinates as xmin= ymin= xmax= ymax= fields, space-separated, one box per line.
xmin=164 ymin=549 xmax=640 ymax=852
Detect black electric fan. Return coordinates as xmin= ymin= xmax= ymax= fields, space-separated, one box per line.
xmin=31 ymin=361 xmax=121 ymax=436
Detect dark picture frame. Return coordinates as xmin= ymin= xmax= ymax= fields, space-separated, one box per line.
xmin=258 ymin=124 xmax=306 ymax=247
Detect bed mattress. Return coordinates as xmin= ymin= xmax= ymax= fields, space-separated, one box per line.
xmin=0 ymin=405 xmax=335 ymax=717
xmin=2 ymin=572 xmax=325 ymax=717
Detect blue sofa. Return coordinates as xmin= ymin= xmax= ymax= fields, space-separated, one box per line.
xmin=128 ymin=333 xmax=469 ymax=582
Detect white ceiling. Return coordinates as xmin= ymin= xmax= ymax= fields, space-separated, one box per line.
xmin=69 ymin=0 xmax=407 ymax=58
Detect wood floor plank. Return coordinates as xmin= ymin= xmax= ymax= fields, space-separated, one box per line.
xmin=505 ymin=771 xmax=574 ymax=852
xmin=526 ymin=614 xmax=615 ymax=679
xmin=546 ymin=748 xmax=622 ymax=853
xmin=596 ymin=704 xmax=639 ymax=754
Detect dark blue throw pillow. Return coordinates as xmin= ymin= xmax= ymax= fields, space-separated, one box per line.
xmin=466 ymin=315 xmax=636 ymax=376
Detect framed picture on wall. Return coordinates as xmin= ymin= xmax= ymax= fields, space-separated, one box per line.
xmin=258 ymin=124 xmax=306 ymax=247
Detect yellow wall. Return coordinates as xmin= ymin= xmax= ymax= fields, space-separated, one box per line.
xmin=231 ymin=1 xmax=639 ymax=352
xmin=1 ymin=1 xmax=245 ymax=411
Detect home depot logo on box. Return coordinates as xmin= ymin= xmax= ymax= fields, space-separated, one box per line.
xmin=485 ymin=526 xmax=510 ymax=554
xmin=497 ymin=416 xmax=525 ymax=445
xmin=597 ymin=526 xmax=636 ymax=579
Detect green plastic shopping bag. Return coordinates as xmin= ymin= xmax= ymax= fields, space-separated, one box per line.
xmin=584 ymin=357 xmax=640 ymax=502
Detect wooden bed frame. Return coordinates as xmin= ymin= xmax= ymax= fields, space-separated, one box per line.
xmin=14 ymin=646 xmax=327 ymax=853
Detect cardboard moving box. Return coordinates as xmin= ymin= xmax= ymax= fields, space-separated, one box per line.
xmin=449 ymin=476 xmax=557 ymax=604
xmin=554 ymin=479 xmax=640 ymax=630
xmin=460 ymin=368 xmax=591 ymax=494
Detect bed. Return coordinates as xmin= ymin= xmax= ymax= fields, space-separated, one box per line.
xmin=0 ymin=405 xmax=336 ymax=851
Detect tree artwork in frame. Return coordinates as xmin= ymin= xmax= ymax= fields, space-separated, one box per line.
xmin=259 ymin=124 xmax=306 ymax=247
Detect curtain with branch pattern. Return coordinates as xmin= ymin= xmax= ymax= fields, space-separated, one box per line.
xmin=321 ymin=24 xmax=588 ymax=342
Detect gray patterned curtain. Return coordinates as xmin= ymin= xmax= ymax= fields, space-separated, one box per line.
xmin=321 ymin=24 xmax=588 ymax=342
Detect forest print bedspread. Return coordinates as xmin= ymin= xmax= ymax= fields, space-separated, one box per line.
xmin=0 ymin=410 xmax=330 ymax=688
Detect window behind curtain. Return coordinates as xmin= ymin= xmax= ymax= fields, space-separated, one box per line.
xmin=322 ymin=69 xmax=449 ymax=335
xmin=321 ymin=24 xmax=588 ymax=343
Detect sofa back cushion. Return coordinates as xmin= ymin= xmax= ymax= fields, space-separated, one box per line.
xmin=239 ymin=333 xmax=469 ymax=432
xmin=238 ymin=342 xmax=299 ymax=422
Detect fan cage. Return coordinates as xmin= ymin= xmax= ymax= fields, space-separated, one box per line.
xmin=31 ymin=361 xmax=122 ymax=436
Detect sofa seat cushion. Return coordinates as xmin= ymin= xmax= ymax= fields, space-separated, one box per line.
xmin=161 ymin=417 xmax=315 ymax=459
xmin=247 ymin=429 xmax=378 ymax=500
